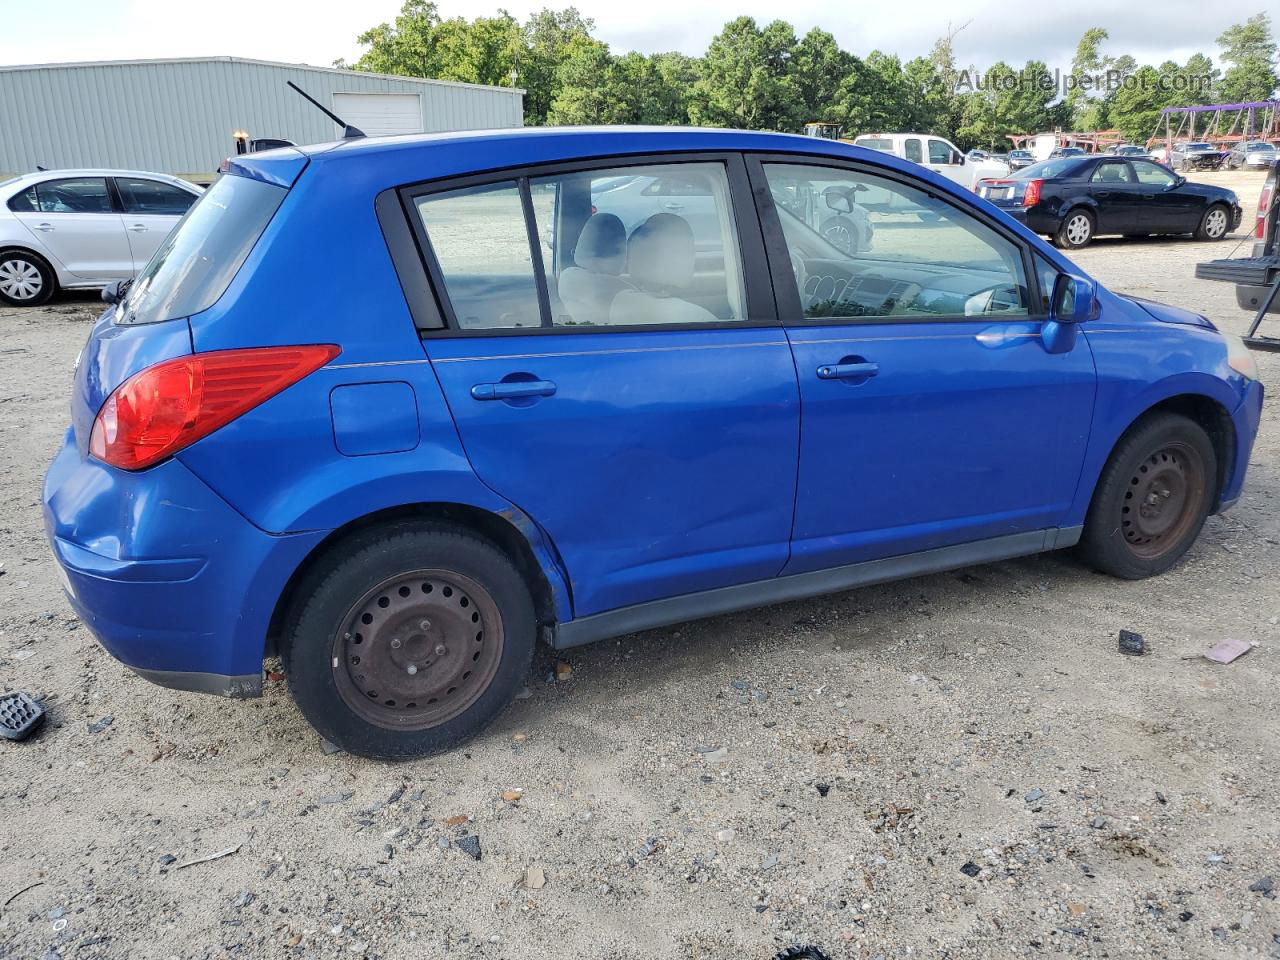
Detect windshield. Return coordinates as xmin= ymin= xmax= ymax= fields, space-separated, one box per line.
xmin=1185 ymin=143 xmax=1212 ymax=150
xmin=1012 ymin=158 xmax=1091 ymax=180
xmin=117 ymin=174 xmax=286 ymax=325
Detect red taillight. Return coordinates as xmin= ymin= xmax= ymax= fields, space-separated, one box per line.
xmin=1022 ymin=179 xmax=1043 ymax=207
xmin=1257 ymin=180 xmax=1274 ymax=240
xmin=90 ymin=344 xmax=340 ymax=470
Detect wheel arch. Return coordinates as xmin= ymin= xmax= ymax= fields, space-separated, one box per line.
xmin=1092 ymin=391 xmax=1235 ymax=513
xmin=263 ymin=501 xmax=571 ymax=659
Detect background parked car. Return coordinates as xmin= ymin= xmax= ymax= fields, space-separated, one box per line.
xmin=0 ymin=169 xmax=201 ymax=306
xmin=977 ymin=154 xmax=1241 ymax=249
xmin=1007 ymin=149 xmax=1036 ymax=170
xmin=1048 ymin=146 xmax=1088 ymax=159
xmin=1109 ymin=145 xmax=1148 ymax=157
xmin=1168 ymin=141 xmax=1229 ymax=171
xmin=851 ymin=132 xmax=1010 ymax=190
xmin=1227 ymin=141 xmax=1279 ymax=170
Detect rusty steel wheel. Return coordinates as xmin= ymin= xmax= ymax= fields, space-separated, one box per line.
xmin=1078 ymin=412 xmax=1216 ymax=580
xmin=284 ymin=523 xmax=536 ymax=759
xmin=333 ymin=569 xmax=504 ymax=730
xmin=1119 ymin=442 xmax=1206 ymax=559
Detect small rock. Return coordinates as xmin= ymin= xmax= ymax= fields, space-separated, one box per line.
xmin=437 ymin=836 xmax=450 ymax=850
xmin=445 ymin=814 xmax=470 ymax=826
xmin=554 ymin=661 xmax=573 ymax=681
xmin=716 ymin=828 xmax=736 ymax=843
xmin=1025 ymin=788 xmax=1044 ymax=803
xmin=1249 ymin=876 xmax=1275 ymax=895
xmin=1068 ymin=902 xmax=1085 ymax=917
xmin=233 ymin=891 xmax=255 ymax=909
xmin=815 ymin=782 xmax=831 ymax=797
xmin=455 ymin=835 xmax=482 ymax=860
xmin=87 ymin=716 xmax=114 ymax=734
xmin=960 ymin=861 xmax=981 ymax=878
xmin=761 ymin=853 xmax=780 ymax=871
xmin=514 ymin=686 xmax=533 ymax=700
xmin=702 ymin=747 xmax=729 ymax=764
xmin=318 ymin=791 xmax=353 ymax=805
xmin=383 ymin=826 xmax=407 ymax=840
xmin=525 ymin=865 xmax=546 ymax=889
xmin=501 ymin=789 xmax=523 ymax=804
xmin=1090 ymin=816 xmax=1107 ymax=829
xmin=320 ymin=738 xmax=344 ymax=756
xmin=47 ymin=907 xmax=66 ymax=920
xmin=158 ymin=854 xmax=177 ymax=866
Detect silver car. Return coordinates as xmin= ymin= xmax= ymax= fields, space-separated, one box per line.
xmin=1227 ymin=141 xmax=1278 ymax=170
xmin=0 ymin=169 xmax=201 ymax=306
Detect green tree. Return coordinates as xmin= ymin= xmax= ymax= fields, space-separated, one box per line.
xmin=790 ymin=28 xmax=857 ymax=128
xmin=689 ymin=17 xmax=801 ymax=131
xmin=1216 ymin=13 xmax=1279 ymax=102
xmin=1067 ymin=27 xmax=1111 ymax=128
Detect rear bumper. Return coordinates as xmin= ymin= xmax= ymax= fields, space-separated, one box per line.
xmin=43 ymin=430 xmax=327 ymax=697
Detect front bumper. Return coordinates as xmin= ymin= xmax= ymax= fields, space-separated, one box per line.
xmin=1220 ymin=378 xmax=1265 ymax=510
xmin=43 ymin=430 xmax=327 ymax=697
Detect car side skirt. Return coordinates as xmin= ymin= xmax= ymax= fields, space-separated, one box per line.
xmin=553 ymin=527 xmax=1083 ymax=650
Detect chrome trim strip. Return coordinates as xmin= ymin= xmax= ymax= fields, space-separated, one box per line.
xmin=431 ymin=340 xmax=785 ymax=364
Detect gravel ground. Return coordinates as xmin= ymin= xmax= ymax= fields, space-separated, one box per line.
xmin=1 ymin=169 xmax=1277 ymax=960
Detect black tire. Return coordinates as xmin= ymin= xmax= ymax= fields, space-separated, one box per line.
xmin=0 ymin=249 xmax=56 ymax=306
xmin=1054 ymin=209 xmax=1095 ymax=249
xmin=1194 ymin=203 xmax=1230 ymax=241
xmin=1076 ymin=412 xmax=1216 ymax=580
xmin=283 ymin=521 xmax=536 ymax=760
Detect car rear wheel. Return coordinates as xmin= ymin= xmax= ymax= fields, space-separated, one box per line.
xmin=283 ymin=522 xmax=536 ymax=760
xmin=1054 ymin=210 xmax=1094 ymax=249
xmin=0 ymin=250 xmax=55 ymax=306
xmin=1195 ymin=204 xmax=1230 ymax=241
xmin=1076 ymin=412 xmax=1216 ymax=580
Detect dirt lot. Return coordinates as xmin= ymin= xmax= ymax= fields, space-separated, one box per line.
xmin=1 ymin=169 xmax=1277 ymax=960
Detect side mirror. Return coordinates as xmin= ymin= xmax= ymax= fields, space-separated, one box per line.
xmin=1043 ymin=273 xmax=1095 ymax=353
xmin=1172 ymin=175 xmax=1186 ymax=188
xmin=823 ymin=187 xmax=852 ymax=214
xmin=954 ymin=152 xmax=965 ymax=166
xmin=101 ymin=280 xmax=123 ymax=305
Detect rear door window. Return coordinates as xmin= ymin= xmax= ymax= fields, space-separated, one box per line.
xmin=117 ymin=173 xmax=286 ymax=325
xmin=116 ymin=178 xmax=198 ymax=215
xmin=11 ymin=178 xmax=114 ymax=213
xmin=413 ymin=182 xmax=542 ymax=330
xmin=904 ymin=138 xmax=923 ymax=163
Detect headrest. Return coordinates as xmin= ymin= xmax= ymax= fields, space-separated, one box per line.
xmin=626 ymin=213 xmax=695 ymax=293
xmin=574 ymin=213 xmax=627 ymax=275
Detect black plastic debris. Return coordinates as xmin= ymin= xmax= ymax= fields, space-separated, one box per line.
xmin=773 ymin=947 xmax=832 ymax=960
xmin=455 ymin=835 xmax=482 ymax=861
xmin=0 ymin=692 xmax=45 ymax=742
xmin=1118 ymin=630 xmax=1146 ymax=656
xmin=815 ymin=782 xmax=831 ymax=798
xmin=960 ymin=861 xmax=981 ymax=878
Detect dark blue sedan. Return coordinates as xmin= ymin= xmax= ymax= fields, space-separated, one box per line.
xmin=43 ymin=127 xmax=1263 ymax=758
xmin=978 ymin=155 xmax=1242 ymax=249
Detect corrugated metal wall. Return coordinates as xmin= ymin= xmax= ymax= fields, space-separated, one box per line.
xmin=0 ymin=57 xmax=524 ymax=179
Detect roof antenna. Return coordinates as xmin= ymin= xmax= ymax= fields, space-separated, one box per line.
xmin=286 ymin=81 xmax=366 ymax=139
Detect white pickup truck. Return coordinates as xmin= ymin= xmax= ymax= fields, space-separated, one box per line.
xmin=852 ymin=133 xmax=1011 ymax=190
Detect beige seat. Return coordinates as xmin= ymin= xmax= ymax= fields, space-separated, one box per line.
xmin=609 ymin=213 xmax=717 ymax=326
xmin=557 ymin=213 xmax=630 ymax=325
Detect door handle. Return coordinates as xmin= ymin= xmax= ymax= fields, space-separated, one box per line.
xmin=471 ymin=379 xmax=557 ymax=401
xmin=127 ymin=224 xmax=148 ymax=232
xmin=663 ymin=202 xmax=685 ymax=212
xmin=34 ymin=223 xmax=54 ymax=232
xmin=817 ymin=362 xmax=879 ymax=380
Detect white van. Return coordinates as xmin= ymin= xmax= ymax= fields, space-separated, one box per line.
xmin=852 ymin=133 xmax=1011 ymax=190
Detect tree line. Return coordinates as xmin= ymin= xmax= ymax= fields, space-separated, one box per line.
xmin=343 ymin=3 xmax=1280 ymax=150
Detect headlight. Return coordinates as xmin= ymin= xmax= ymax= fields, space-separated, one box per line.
xmin=1225 ymin=333 xmax=1259 ymax=381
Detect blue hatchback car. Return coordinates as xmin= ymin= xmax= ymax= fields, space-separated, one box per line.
xmin=44 ymin=128 xmax=1263 ymax=759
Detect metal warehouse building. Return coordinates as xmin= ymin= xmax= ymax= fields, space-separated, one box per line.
xmin=0 ymin=57 xmax=525 ymax=181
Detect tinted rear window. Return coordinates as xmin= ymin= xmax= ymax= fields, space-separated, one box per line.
xmin=854 ymin=138 xmax=893 ymax=151
xmin=1012 ymin=158 xmax=1091 ymax=180
xmin=117 ymin=174 xmax=285 ymax=325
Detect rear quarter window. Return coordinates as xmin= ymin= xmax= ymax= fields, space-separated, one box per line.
xmin=117 ymin=174 xmax=285 ymax=325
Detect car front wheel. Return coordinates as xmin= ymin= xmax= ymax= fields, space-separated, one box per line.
xmin=283 ymin=522 xmax=536 ymax=760
xmin=1077 ymin=412 xmax=1216 ymax=579
xmin=1195 ymin=204 xmax=1230 ymax=241
xmin=0 ymin=250 xmax=56 ymax=306
xmin=1054 ymin=210 xmax=1095 ymax=249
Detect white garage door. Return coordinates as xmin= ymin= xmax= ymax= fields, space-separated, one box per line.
xmin=332 ymin=93 xmax=423 ymax=136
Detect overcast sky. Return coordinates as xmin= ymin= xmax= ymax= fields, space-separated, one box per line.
xmin=0 ymin=0 xmax=1262 ymax=74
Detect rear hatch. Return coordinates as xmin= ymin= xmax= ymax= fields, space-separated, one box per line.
xmin=70 ymin=153 xmax=304 ymax=451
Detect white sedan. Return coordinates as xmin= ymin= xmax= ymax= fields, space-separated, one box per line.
xmin=0 ymin=169 xmax=202 ymax=306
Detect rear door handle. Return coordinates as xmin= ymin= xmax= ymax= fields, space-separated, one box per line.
xmin=471 ymin=379 xmax=557 ymax=401
xmin=816 ymin=362 xmax=879 ymax=380
xmin=127 ymin=224 xmax=148 ymax=232
xmin=34 ymin=223 xmax=54 ymax=232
